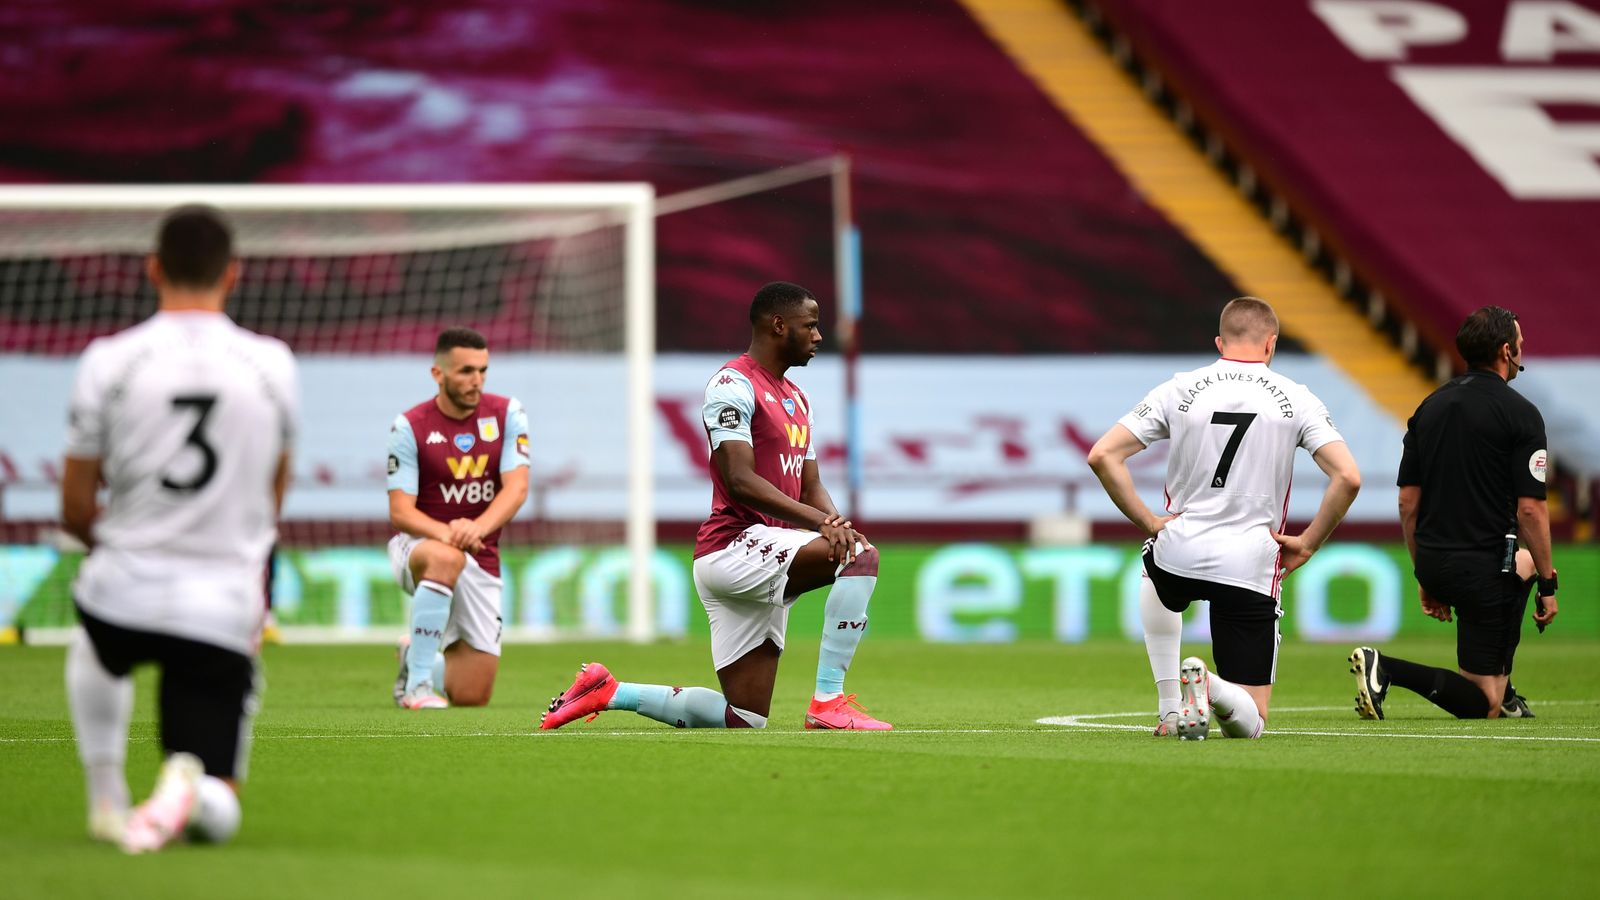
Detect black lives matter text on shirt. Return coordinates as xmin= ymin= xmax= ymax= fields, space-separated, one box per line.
xmin=1398 ymin=370 xmax=1548 ymax=554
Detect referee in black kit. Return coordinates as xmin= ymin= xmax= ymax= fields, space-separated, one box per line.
xmin=1347 ymin=306 xmax=1558 ymax=720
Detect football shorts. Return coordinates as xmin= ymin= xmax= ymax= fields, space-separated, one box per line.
xmin=693 ymin=524 xmax=820 ymax=671
xmin=388 ymin=534 xmax=504 ymax=656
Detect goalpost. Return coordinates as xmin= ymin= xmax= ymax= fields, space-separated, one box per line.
xmin=0 ymin=184 xmax=657 ymax=643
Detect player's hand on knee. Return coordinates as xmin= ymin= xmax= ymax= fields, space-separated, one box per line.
xmin=820 ymin=520 xmax=857 ymax=565
xmin=447 ymin=518 xmax=486 ymax=553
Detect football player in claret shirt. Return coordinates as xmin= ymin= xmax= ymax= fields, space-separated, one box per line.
xmin=541 ymin=281 xmax=891 ymax=731
xmin=1088 ymin=297 xmax=1361 ymax=740
xmin=386 ymin=327 xmax=529 ymax=710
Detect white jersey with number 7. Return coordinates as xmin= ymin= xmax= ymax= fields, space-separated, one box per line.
xmin=1116 ymin=358 xmax=1343 ymax=596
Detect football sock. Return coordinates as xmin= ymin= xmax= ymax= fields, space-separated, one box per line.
xmin=404 ymin=580 xmax=452 ymax=693
xmin=189 ymin=776 xmax=242 ymax=844
xmin=431 ymin=653 xmax=446 ymax=693
xmin=65 ymin=628 xmax=133 ymax=816
xmin=1139 ymin=579 xmax=1183 ymax=718
xmin=1380 ymin=655 xmax=1490 ymax=719
xmin=1205 ymin=672 xmax=1265 ymax=739
xmin=816 ymin=546 xmax=879 ymax=700
xmin=609 ymin=683 xmax=744 ymax=729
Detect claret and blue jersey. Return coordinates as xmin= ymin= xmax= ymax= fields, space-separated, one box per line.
xmin=386 ymin=393 xmax=529 ymax=576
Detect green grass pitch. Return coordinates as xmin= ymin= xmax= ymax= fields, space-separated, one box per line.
xmin=3 ymin=637 xmax=1596 ymax=898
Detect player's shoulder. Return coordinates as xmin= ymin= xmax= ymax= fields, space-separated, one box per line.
xmin=237 ymin=328 xmax=297 ymax=379
xmin=400 ymin=397 xmax=438 ymax=424
xmin=81 ymin=316 xmax=162 ymax=362
xmin=705 ymin=365 xmax=755 ymax=395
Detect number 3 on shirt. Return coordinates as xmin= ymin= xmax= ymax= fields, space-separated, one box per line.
xmin=161 ymin=394 xmax=219 ymax=494
xmin=1209 ymin=411 xmax=1256 ymax=489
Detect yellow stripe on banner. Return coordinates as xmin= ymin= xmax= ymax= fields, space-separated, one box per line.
xmin=959 ymin=0 xmax=1434 ymax=423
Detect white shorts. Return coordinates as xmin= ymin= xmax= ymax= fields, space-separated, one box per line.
xmin=693 ymin=524 xmax=821 ymax=671
xmin=387 ymin=534 xmax=504 ymax=656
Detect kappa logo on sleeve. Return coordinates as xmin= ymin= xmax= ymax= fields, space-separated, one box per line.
xmin=1530 ymin=449 xmax=1548 ymax=483
xmin=387 ymin=454 xmax=400 ymax=475
xmin=718 ymin=407 xmax=740 ymax=428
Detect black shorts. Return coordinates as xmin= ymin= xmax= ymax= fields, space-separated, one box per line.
xmin=1414 ymin=549 xmax=1532 ymax=677
xmin=76 ymin=604 xmax=259 ymax=780
xmin=1142 ymin=545 xmax=1281 ymax=686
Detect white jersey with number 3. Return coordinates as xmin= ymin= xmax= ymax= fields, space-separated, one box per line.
xmin=1117 ymin=358 xmax=1342 ymax=596
xmin=66 ymin=312 xmax=298 ymax=653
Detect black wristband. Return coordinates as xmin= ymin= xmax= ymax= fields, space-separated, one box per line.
xmin=1537 ymin=574 xmax=1558 ymax=596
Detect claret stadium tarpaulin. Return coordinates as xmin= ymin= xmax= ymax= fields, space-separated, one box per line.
xmin=1094 ymin=0 xmax=1600 ymax=472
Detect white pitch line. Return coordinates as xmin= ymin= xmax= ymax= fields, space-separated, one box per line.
xmin=1039 ymin=703 xmax=1600 ymax=743
xmin=0 ymin=727 xmax=1072 ymax=745
xmin=2 ymin=703 xmax=1595 ymax=745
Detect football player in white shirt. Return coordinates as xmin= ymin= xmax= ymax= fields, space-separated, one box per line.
xmin=1088 ymin=298 xmax=1360 ymax=740
xmin=61 ymin=205 xmax=297 ymax=852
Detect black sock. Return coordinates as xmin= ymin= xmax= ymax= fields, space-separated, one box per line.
xmin=1381 ymin=655 xmax=1490 ymax=719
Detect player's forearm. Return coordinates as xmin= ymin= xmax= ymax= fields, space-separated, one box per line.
xmin=1517 ymin=499 xmax=1555 ymax=579
xmin=474 ymin=483 xmax=528 ymax=535
xmin=800 ymin=483 xmax=839 ymax=519
xmin=1398 ymin=487 xmax=1420 ymax=563
xmin=273 ymin=454 xmax=291 ymax=516
xmin=390 ymin=505 xmax=452 ymax=542
xmin=62 ymin=501 xmax=97 ymax=549
xmin=60 ymin=457 xmax=100 ymax=550
xmin=1300 ymin=475 xmax=1359 ymax=550
xmin=1089 ymin=458 xmax=1160 ymax=536
xmin=731 ymin=472 xmax=830 ymax=530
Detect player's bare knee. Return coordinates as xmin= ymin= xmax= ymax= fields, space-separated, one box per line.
xmin=414 ymin=543 xmax=466 ymax=584
xmin=840 ymin=545 xmax=879 ymax=577
xmin=449 ymin=685 xmax=493 ymax=707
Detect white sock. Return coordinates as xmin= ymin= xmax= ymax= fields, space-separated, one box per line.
xmin=1139 ymin=579 xmax=1183 ymax=718
xmin=1206 ymin=672 xmax=1265 ymax=739
xmin=188 ymin=775 xmax=242 ymax=843
xmin=727 ymin=706 xmax=768 ymax=729
xmin=65 ymin=628 xmax=133 ymax=816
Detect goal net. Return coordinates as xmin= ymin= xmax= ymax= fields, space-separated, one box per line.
xmin=0 ymin=185 xmax=658 ymax=643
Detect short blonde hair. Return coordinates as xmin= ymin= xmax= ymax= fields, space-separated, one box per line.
xmin=1219 ymin=296 xmax=1279 ymax=344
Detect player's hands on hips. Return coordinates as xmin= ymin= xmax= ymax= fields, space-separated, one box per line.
xmin=819 ymin=514 xmax=859 ymax=566
xmin=1146 ymin=513 xmax=1178 ymax=538
xmin=1418 ymin=586 xmax=1452 ymax=622
xmin=1271 ymin=531 xmax=1315 ymax=576
xmin=447 ymin=517 xmax=486 ymax=553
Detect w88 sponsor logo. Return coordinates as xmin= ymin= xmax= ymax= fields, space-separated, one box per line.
xmin=440 ymin=480 xmax=497 ymax=504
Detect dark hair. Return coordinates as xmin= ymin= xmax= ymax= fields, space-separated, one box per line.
xmin=156 ymin=204 xmax=233 ymax=288
xmin=748 ymin=281 xmax=817 ymax=326
xmin=1456 ymin=306 xmax=1519 ymax=369
xmin=435 ymin=327 xmax=488 ymax=355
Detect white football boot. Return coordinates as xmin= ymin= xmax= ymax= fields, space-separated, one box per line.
xmin=1177 ymin=657 xmax=1211 ymax=741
